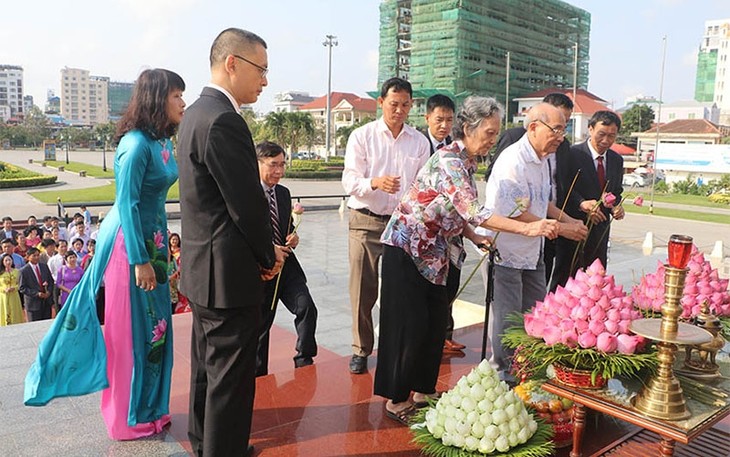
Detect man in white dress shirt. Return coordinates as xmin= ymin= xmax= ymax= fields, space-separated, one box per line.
xmin=342 ymin=77 xmax=430 ymax=374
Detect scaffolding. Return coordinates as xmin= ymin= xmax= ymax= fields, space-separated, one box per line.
xmin=695 ymin=49 xmax=717 ymax=103
xmin=379 ymin=0 xmax=591 ymax=123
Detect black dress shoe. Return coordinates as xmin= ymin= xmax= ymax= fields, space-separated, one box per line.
xmin=349 ymin=355 xmax=368 ymax=374
xmin=294 ymin=358 xmax=314 ymax=368
xmin=246 ymin=444 xmax=255 ymax=456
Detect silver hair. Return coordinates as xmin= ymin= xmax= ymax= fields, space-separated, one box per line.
xmin=452 ymin=96 xmax=504 ymax=140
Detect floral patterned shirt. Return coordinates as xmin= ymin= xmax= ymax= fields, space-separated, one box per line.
xmin=381 ymin=142 xmax=492 ymax=285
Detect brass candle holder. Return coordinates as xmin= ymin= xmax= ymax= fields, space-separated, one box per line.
xmin=629 ymin=234 xmax=713 ymax=421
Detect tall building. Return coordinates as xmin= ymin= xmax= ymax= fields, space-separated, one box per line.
xmin=378 ymin=0 xmax=590 ymax=119
xmin=108 ymin=81 xmax=134 ymax=119
xmin=273 ymin=91 xmax=316 ymax=113
xmin=695 ymin=18 xmax=730 ymax=125
xmin=60 ymin=67 xmax=109 ymax=125
xmin=0 ymin=64 xmax=24 ymax=119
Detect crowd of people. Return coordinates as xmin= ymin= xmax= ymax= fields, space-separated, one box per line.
xmin=0 ymin=213 xmax=191 ymax=326
xmin=10 ymin=26 xmax=628 ymax=456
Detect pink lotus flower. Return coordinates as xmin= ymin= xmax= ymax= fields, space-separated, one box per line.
xmin=154 ymin=230 xmax=164 ymax=249
xmin=292 ymin=202 xmax=304 ymax=215
xmin=596 ymin=333 xmax=618 ymax=353
xmin=578 ymin=332 xmax=596 ymax=349
xmin=543 ymin=327 xmax=562 ymax=346
xmin=602 ymin=192 xmax=617 ymax=208
xmin=152 ymin=318 xmax=167 ymax=343
xmin=633 ymin=195 xmax=644 ymax=206
xmin=616 ymin=334 xmax=639 ymax=354
xmin=604 ymin=320 xmax=619 ymax=334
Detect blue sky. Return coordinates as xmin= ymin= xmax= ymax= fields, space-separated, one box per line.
xmin=2 ymin=0 xmax=728 ymax=113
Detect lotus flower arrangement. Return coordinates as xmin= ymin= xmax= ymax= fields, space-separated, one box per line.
xmin=412 ymin=359 xmax=554 ymax=457
xmin=632 ymin=246 xmax=730 ymax=319
xmin=504 ymin=259 xmax=657 ymax=383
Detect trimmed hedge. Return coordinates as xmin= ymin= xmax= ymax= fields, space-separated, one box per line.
xmin=0 ymin=162 xmax=58 ymax=188
xmin=285 ymin=169 xmax=343 ymax=180
xmin=708 ymin=192 xmax=730 ymax=205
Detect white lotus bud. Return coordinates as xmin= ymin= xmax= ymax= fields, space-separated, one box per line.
xmin=445 ymin=405 xmax=457 ymax=419
xmin=465 ymin=436 xmax=480 ymax=452
xmin=485 ymin=388 xmax=498 ymax=401
xmin=471 ymin=421 xmax=485 ymax=439
xmin=444 ymin=417 xmax=457 ymax=433
xmin=454 ymin=408 xmax=466 ymax=422
xmin=461 ymin=396 xmax=476 ymax=413
xmin=457 ymin=377 xmax=469 ymax=390
xmin=484 ymin=424 xmax=500 ymax=440
xmin=467 ymin=371 xmax=481 ymax=385
xmin=477 ymin=359 xmax=491 ymax=375
xmin=517 ymin=428 xmax=530 ymax=444
xmin=470 ymin=383 xmax=486 ymax=401
xmin=505 ymin=403 xmax=517 ymax=419
xmin=492 ymin=409 xmax=507 ymax=425
xmin=477 ymin=399 xmax=493 ymax=413
xmin=493 ymin=395 xmax=507 ymax=410
xmin=528 ymin=419 xmax=538 ymax=434
xmin=456 ymin=420 xmax=470 ymax=436
xmin=431 ymin=424 xmax=444 ymax=439
xmin=479 ymin=436 xmax=496 ymax=454
xmin=479 ymin=411 xmax=493 ymax=427
xmin=498 ymin=423 xmax=511 ymax=437
xmin=508 ymin=432 xmax=519 ymax=447
xmin=451 ymin=393 xmax=463 ymax=407
xmin=495 ymin=435 xmax=510 ymax=452
xmin=509 ymin=418 xmax=521 ymax=433
xmin=451 ymin=433 xmax=465 ymax=449
xmin=466 ymin=411 xmax=480 ymax=425
xmin=441 ymin=432 xmax=453 ymax=447
xmin=459 ymin=384 xmax=471 ymax=397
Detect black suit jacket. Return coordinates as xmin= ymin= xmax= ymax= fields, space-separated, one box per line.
xmin=177 ymin=87 xmax=276 ymax=309
xmin=19 ymin=262 xmax=55 ymax=312
xmin=420 ymin=129 xmax=452 ymax=156
xmin=556 ymin=141 xmax=624 ymax=222
xmin=269 ymin=184 xmax=305 ymax=283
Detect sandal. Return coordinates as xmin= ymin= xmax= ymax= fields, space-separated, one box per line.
xmin=385 ymin=404 xmax=417 ymax=425
xmin=413 ymin=392 xmax=442 ymax=408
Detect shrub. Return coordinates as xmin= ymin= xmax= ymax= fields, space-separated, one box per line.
xmin=708 ymin=192 xmax=730 ymax=205
xmin=0 ymin=161 xmax=57 ymax=188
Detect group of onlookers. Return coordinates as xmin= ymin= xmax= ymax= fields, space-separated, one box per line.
xmin=0 ymin=214 xmax=191 ymax=326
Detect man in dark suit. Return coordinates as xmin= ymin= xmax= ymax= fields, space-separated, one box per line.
xmin=420 ymin=94 xmax=467 ymax=354
xmin=177 ymin=28 xmax=286 ymax=457
xmin=550 ymin=110 xmax=625 ymax=291
xmin=19 ymin=247 xmax=54 ymax=321
xmin=254 ymin=141 xmax=318 ymax=376
xmin=1 ymin=217 xmax=19 ymax=241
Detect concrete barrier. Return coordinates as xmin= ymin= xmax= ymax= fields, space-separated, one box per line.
xmin=79 ymin=170 xmax=87 ymax=177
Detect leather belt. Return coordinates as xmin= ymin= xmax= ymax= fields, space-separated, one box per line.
xmin=354 ymin=207 xmax=390 ymax=221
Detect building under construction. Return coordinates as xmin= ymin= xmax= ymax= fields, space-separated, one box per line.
xmin=378 ymin=0 xmax=591 ymax=120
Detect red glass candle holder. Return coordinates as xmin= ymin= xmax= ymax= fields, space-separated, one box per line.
xmin=668 ymin=234 xmax=693 ymax=269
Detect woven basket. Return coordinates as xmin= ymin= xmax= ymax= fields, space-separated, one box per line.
xmin=554 ymin=363 xmax=606 ymax=389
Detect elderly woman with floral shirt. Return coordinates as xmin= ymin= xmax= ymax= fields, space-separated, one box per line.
xmin=374 ymin=96 xmax=559 ymax=424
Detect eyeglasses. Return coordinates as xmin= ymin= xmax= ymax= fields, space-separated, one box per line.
xmin=232 ymin=54 xmax=269 ymax=78
xmin=262 ymin=161 xmax=286 ymax=170
xmin=536 ymin=119 xmax=567 ymax=137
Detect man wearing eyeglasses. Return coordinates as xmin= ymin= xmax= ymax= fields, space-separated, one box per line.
xmin=484 ymin=103 xmax=587 ymax=384
xmin=254 ymin=141 xmax=318 ymax=377
xmin=487 ymin=93 xmax=577 ymax=286
xmin=549 ymin=110 xmax=624 ymax=291
xmin=177 ymin=28 xmax=286 ymax=457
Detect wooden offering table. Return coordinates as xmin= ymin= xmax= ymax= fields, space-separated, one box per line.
xmin=543 ymin=371 xmax=730 ymax=457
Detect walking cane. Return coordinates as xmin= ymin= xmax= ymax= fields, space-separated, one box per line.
xmin=480 ymin=245 xmax=499 ymax=360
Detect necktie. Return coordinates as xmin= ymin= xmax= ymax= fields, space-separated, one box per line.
xmin=34 ymin=264 xmax=46 ymax=293
xmin=436 ymin=142 xmax=444 ymax=150
xmin=596 ymin=156 xmax=606 ymax=191
xmin=267 ymin=188 xmax=284 ymax=246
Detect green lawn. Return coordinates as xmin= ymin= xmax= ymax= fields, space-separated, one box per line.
xmin=633 ymin=190 xmax=729 ymax=209
xmin=44 ymin=160 xmax=115 ymax=179
xmin=31 ymin=182 xmax=180 ymax=204
xmin=624 ymin=204 xmax=730 ymax=224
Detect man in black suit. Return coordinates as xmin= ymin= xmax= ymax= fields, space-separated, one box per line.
xmin=487 ymin=93 xmax=575 ymax=284
xmin=550 ymin=110 xmax=625 ymax=291
xmin=19 ymin=247 xmax=55 ymax=321
xmin=420 ymin=94 xmax=467 ymax=354
xmin=177 ymin=28 xmax=286 ymax=457
xmin=255 ymin=141 xmax=318 ymax=376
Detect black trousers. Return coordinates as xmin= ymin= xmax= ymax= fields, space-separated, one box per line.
xmin=549 ymin=221 xmax=610 ymax=292
xmin=256 ymin=263 xmax=318 ymax=376
xmin=444 ymin=262 xmax=461 ymax=340
xmin=543 ymin=237 xmax=556 ymax=285
xmin=374 ymin=245 xmax=448 ymax=403
xmin=188 ymin=302 xmax=260 ymax=457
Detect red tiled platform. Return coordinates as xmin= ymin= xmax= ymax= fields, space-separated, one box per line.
xmin=164 ymin=314 xmax=729 ymax=456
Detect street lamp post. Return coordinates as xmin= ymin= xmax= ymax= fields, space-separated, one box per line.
xmin=649 ymin=36 xmax=668 ymax=215
xmin=98 ymin=134 xmax=108 ymax=172
xmin=323 ymin=34 xmax=338 ymax=162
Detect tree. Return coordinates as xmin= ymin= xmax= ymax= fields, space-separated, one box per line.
xmin=262 ymin=111 xmax=288 ymax=148
xmin=617 ymin=104 xmax=654 ymax=146
xmin=22 ymin=106 xmax=52 ymax=147
xmin=336 ymin=117 xmax=374 ymax=150
xmin=261 ymin=111 xmax=316 ymax=158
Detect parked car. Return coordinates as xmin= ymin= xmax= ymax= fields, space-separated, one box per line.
xmin=622 ymin=171 xmax=652 ymax=187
